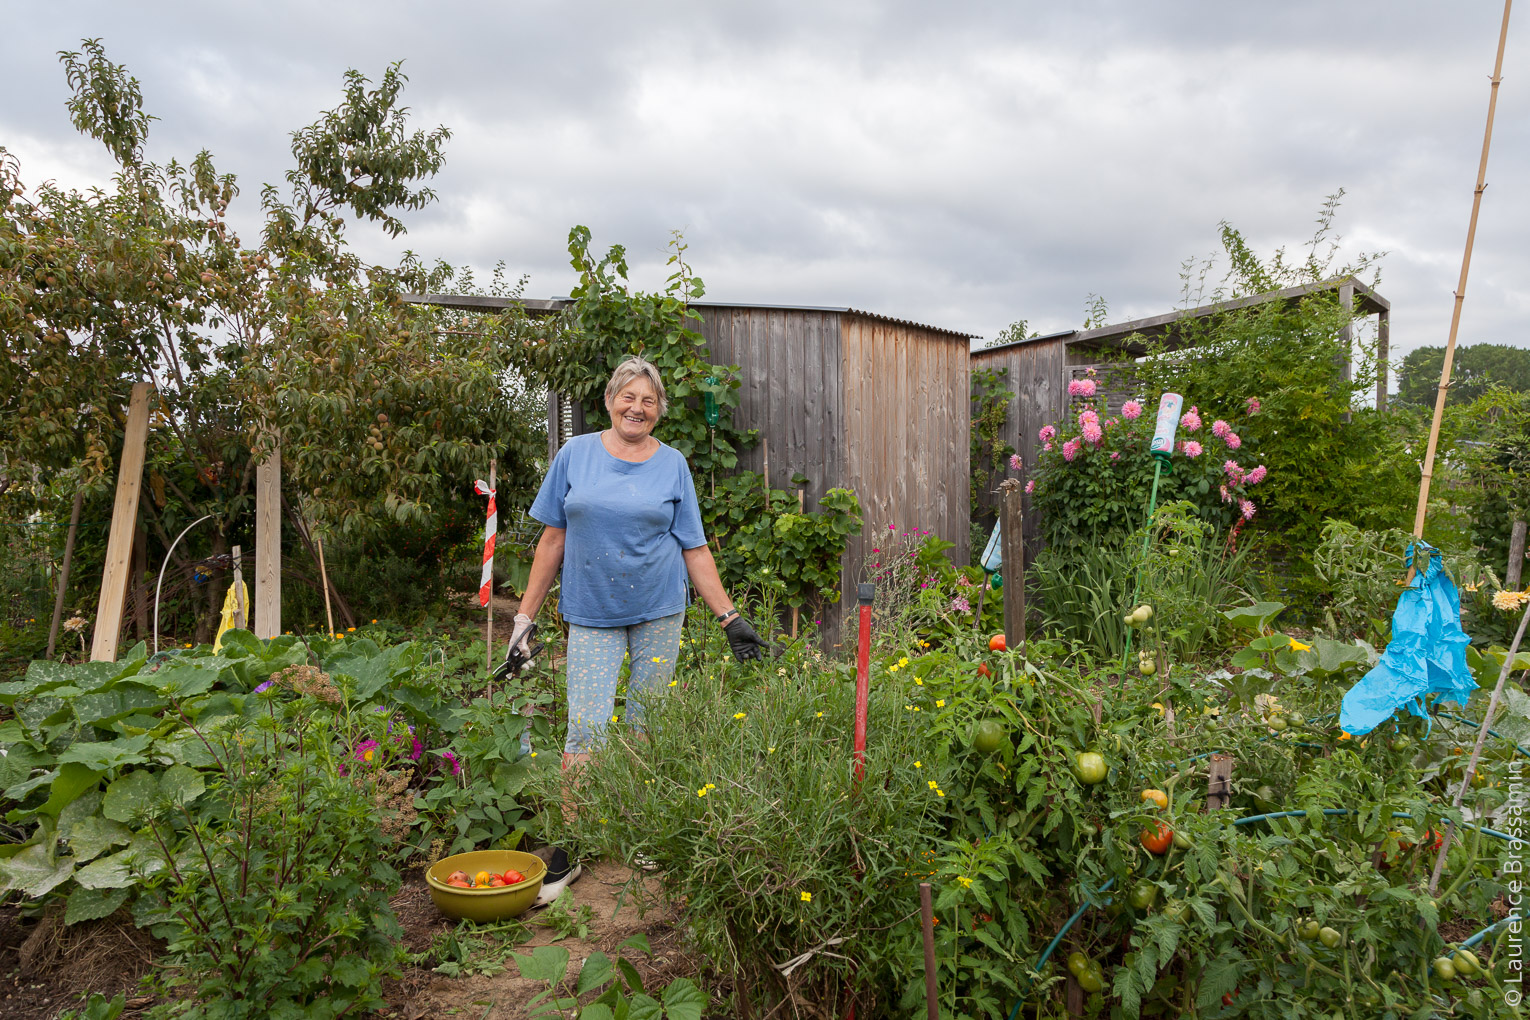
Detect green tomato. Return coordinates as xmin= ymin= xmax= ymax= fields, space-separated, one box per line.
xmin=1253 ymin=785 xmax=1277 ymax=812
xmin=1066 ymin=951 xmax=1090 ymax=979
xmin=1453 ymin=949 xmax=1481 ymax=976
xmin=1268 ymin=716 xmax=1289 ymax=732
xmin=1130 ymin=882 xmax=1158 ymax=910
xmin=1074 ymin=752 xmax=1108 ymax=785
xmin=1134 ymin=604 xmax=1154 ymax=624
xmin=1140 ymin=659 xmax=1157 ymax=676
xmin=1318 ymin=926 xmax=1343 ymax=949
xmin=1433 ymin=956 xmax=1457 ymax=981
xmin=1390 ymin=734 xmax=1414 ymax=751
xmin=972 ymin=719 xmax=1006 ymax=755
xmin=1172 ymin=829 xmax=1193 ymax=850
xmin=1298 ymin=919 xmax=1322 ymax=941
xmin=1077 ymin=963 xmax=1105 ymax=994
xmin=1163 ymin=900 xmax=1188 ymax=924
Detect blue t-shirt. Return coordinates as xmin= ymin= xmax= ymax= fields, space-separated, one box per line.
xmin=529 ymin=433 xmax=707 ymax=627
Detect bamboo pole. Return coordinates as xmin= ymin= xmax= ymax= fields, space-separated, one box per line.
xmin=486 ymin=461 xmax=496 ymax=673
xmin=316 ymin=535 xmax=335 ymax=640
xmin=1411 ymin=0 xmax=1514 ymax=540
xmin=1421 ymin=0 xmax=1517 ymax=896
xmin=46 ymin=491 xmax=85 ymax=659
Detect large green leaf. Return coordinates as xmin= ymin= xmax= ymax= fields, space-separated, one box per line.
xmin=4 ymin=768 xmax=59 ymax=803
xmin=328 ymin=642 xmax=410 ymax=699
xmin=148 ymin=664 xmax=222 ymax=699
xmin=661 ymin=978 xmax=707 ymax=1020
xmin=0 ymin=744 xmax=47 ymax=791
xmin=1222 ymin=601 xmax=1286 ymax=633
xmin=102 ymin=770 xmax=158 ymax=823
xmin=71 ymin=685 xmax=168 ymax=726
xmin=0 ymin=841 xmax=73 ymax=897
xmin=60 ymin=796 xmax=133 ymax=864
xmin=155 ymin=730 xmax=220 ymax=768
xmin=64 ymin=884 xmax=130 ymax=925
xmin=37 ymin=765 xmax=105 ymax=822
xmin=73 ymin=846 xmax=140 ymax=889
xmin=514 ymin=945 xmax=571 ymax=985
xmin=57 ymin=734 xmax=153 ymax=771
xmin=576 ymin=951 xmax=615 ymax=995
xmin=159 ymin=765 xmax=205 ymax=807
xmin=626 ymin=994 xmax=664 ymax=1020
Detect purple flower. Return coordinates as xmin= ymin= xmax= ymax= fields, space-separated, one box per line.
xmin=353 ymin=739 xmax=381 ymax=765
xmin=441 ymin=751 xmax=463 ymax=776
xmin=253 ymin=680 xmax=274 ymax=694
xmin=409 ymin=738 xmax=424 ymax=761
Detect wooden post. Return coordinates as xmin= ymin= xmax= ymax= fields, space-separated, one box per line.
xmin=231 ymin=546 xmax=246 ymax=631
xmin=1507 ymin=520 xmax=1527 ymax=590
xmin=91 ymin=382 xmax=151 ymax=662
xmin=1206 ymin=754 xmax=1234 ymax=811
xmin=46 ymin=491 xmax=85 ymax=659
xmin=918 ymin=883 xmax=938 ymax=1020
xmin=1411 ymin=0 xmax=1513 ymax=540
xmin=999 ymin=479 xmax=1026 ymax=649
xmin=1376 ymin=309 xmax=1390 ymax=412
xmin=1066 ymin=974 xmax=1085 ymax=1015
xmin=762 ymin=437 xmax=770 ymax=498
xmin=254 ymin=443 xmax=281 ymax=638
xmin=316 ymin=535 xmax=334 ymax=639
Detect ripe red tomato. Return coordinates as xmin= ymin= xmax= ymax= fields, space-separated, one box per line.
xmin=989 ymin=634 xmax=1006 ymax=652
xmin=504 ymin=870 xmax=524 ymax=885
xmin=977 ymin=662 xmax=991 ymax=677
xmin=1140 ymin=822 xmax=1173 ymax=855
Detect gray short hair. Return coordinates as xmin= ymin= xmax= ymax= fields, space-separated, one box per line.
xmin=604 ymin=356 xmax=668 ymax=418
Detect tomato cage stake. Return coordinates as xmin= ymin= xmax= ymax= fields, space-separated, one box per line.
xmin=1120 ymin=393 xmax=1182 ymax=675
xmin=853 ymin=582 xmax=874 ymax=781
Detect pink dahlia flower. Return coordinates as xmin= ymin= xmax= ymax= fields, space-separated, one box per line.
xmin=1212 ymin=419 xmax=1231 ymax=439
xmin=1245 ymin=464 xmax=1267 ymax=485
xmin=1240 ymin=499 xmax=1256 ymax=521
xmin=1182 ymin=440 xmax=1203 ymax=458
xmin=1039 ymin=424 xmax=1057 ymax=443
xmin=1223 ymin=460 xmax=1244 ymax=483
xmin=1121 ymin=400 xmax=1143 ymax=420
xmin=1246 ymin=396 xmax=1262 ymax=414
xmin=1181 ymin=407 xmax=1202 ymax=432
xmin=1068 ymin=378 xmax=1097 ymax=397
xmin=1225 ymin=431 xmax=1242 ymax=450
xmin=1082 ymin=422 xmax=1104 ymax=445
xmin=1025 ymin=479 xmax=1035 ymax=493
xmin=1062 ymin=439 xmax=1080 ymax=462
xmin=1009 ymin=453 xmax=1022 ymax=471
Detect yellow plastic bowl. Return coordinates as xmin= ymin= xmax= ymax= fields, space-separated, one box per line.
xmin=424 ymin=849 xmax=546 ymax=922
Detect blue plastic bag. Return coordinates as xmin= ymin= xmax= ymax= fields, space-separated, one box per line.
xmin=1338 ymin=542 xmax=1476 ymax=736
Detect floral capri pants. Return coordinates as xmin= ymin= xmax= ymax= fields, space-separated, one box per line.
xmin=563 ymin=613 xmax=684 ymax=755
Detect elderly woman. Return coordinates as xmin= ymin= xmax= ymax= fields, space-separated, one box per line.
xmin=507 ymin=355 xmax=766 ymax=901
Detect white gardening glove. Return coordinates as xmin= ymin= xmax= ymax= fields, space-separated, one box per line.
xmin=507 ymin=613 xmax=535 ymax=659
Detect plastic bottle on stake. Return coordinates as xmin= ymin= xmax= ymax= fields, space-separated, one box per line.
xmin=1149 ymin=393 xmax=1183 ymax=459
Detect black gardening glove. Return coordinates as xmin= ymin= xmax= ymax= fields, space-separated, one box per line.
xmin=723 ymin=616 xmax=768 ymax=661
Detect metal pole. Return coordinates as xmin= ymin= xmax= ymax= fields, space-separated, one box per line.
xmin=153 ymin=514 xmax=213 ymax=656
xmin=853 ymin=582 xmax=873 ymax=781
xmin=1121 ymin=456 xmax=1166 ymax=671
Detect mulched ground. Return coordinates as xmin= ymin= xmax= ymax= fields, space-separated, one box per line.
xmin=0 ymin=904 xmax=160 ymax=1019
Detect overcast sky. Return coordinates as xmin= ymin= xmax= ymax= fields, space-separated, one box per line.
xmin=6 ymin=1 xmax=1526 ymax=374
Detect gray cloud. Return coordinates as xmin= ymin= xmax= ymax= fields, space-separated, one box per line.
xmin=5 ymin=1 xmax=1525 ymax=368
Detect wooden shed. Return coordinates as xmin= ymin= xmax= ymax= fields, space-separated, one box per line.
xmin=402 ymin=293 xmax=977 ymax=645
xmin=970 ymin=277 xmax=1390 ymax=539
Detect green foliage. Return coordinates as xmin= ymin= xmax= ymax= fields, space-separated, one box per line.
xmin=1397 ymin=343 xmax=1530 ymax=406
xmin=704 ymin=475 xmax=861 ymax=609
xmin=509 ymin=936 xmax=709 ymax=1020
xmin=137 ymin=703 xmax=405 ymax=1019
xmin=969 ymin=367 xmax=1015 ymax=520
xmin=1027 ymin=384 xmax=1262 ymax=549
xmin=1129 ymin=197 xmax=1418 ymax=555
xmin=1031 ymin=501 xmax=1256 ymax=661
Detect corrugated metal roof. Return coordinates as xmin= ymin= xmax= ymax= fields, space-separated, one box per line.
xmin=402 ymin=293 xmax=979 ymax=340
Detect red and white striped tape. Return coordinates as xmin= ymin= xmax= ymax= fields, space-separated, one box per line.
xmin=473 ymin=479 xmax=496 ymax=607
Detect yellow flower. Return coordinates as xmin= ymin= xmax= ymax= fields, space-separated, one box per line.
xmin=599 ymin=818 xmax=608 ymax=824
xmin=530 ymin=752 xmax=537 ymax=757
xmin=816 ymin=711 xmax=824 ymax=718
xmin=371 ymin=619 xmax=377 ymax=623
xmin=936 ymin=788 xmax=945 ymax=797
xmin=906 ymin=705 xmax=914 ymax=711
xmin=800 ymin=891 xmax=812 ymax=902
xmin=957 ymin=875 xmax=972 ymax=888
xmin=651 ymin=656 xmax=662 ymax=663
xmin=935 ymin=699 xmax=945 ymax=708
xmin=706 ymin=783 xmax=716 ymax=789
xmin=347 ymin=626 xmax=355 ymax=632
xmin=888 ymin=663 xmax=900 ymax=673
xmin=898 ymin=657 xmax=909 ymax=667
xmin=669 ymin=680 xmax=678 ymax=687
xmin=914 ymin=677 xmax=924 ymax=686
xmin=768 ymin=746 xmax=776 ymax=754
xmin=914 ymin=706 xmax=922 ymax=712
xmin=734 ymin=712 xmax=746 ymax=720
xmin=697 ymin=788 xmax=708 ymax=797
xmin=361 ymin=748 xmax=374 ymax=762
xmin=612 ymin=715 xmax=619 ymax=723
xmin=777 ymin=667 xmax=787 ymax=676
xmin=1337 ymin=732 xmax=1352 ymax=741
xmin=1493 ymin=589 xmax=1530 ymax=612
xmin=928 ymin=780 xmax=939 ymax=790
xmin=1288 ymin=638 xmax=1312 ymax=652
xmin=914 ymin=761 xmax=922 ymax=768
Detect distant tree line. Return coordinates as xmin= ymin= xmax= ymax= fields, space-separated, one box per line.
xmin=1396 ymin=343 xmax=1530 ymax=406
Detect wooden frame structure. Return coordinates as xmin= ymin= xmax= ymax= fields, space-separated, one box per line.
xmin=970 ymin=276 xmax=1391 ymax=538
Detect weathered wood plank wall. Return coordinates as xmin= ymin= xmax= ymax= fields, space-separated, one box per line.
xmin=971 ymin=337 xmax=1067 ymax=544
xmin=840 ymin=314 xmax=971 ymax=605
xmin=692 ymin=307 xmax=845 ymax=507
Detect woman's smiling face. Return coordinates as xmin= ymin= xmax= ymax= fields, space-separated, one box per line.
xmin=606 ymin=376 xmax=659 ymax=443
